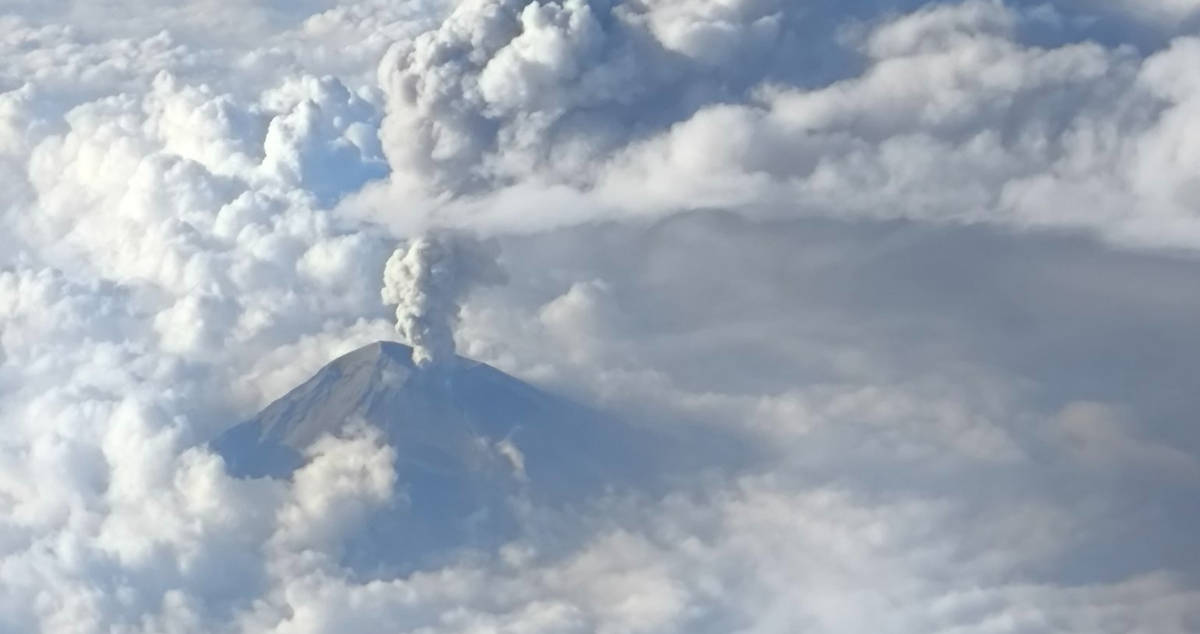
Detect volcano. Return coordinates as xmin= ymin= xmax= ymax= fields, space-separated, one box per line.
xmin=212 ymin=341 xmax=668 ymax=570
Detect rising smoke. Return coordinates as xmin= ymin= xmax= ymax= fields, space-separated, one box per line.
xmin=381 ymin=231 xmax=507 ymax=367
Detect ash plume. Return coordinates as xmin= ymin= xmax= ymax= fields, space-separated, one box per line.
xmin=381 ymin=231 xmax=506 ymax=367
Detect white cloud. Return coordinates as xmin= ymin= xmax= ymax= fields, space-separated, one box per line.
xmin=376 ymin=0 xmax=792 ymax=194
xmin=273 ymin=423 xmax=398 ymax=558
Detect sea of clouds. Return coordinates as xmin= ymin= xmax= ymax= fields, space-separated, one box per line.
xmin=2 ymin=0 xmax=1200 ymax=632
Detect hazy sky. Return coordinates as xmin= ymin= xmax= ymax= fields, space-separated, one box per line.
xmin=2 ymin=1 xmax=1199 ymax=632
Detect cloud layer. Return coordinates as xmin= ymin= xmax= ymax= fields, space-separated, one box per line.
xmin=2 ymin=0 xmax=1199 ymax=632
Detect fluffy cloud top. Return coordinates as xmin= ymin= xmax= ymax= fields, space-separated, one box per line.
xmin=377 ymin=0 xmax=789 ymax=193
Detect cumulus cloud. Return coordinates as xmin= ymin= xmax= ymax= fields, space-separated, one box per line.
xmin=376 ymin=0 xmax=791 ymax=194
xmin=594 ymin=0 xmax=1193 ymax=245
xmin=362 ymin=0 xmax=1200 ymax=252
xmin=382 ymin=231 xmax=506 ymax=366
xmin=273 ymin=422 xmax=398 ymax=558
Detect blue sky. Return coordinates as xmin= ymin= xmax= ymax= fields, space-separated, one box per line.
xmin=1 ymin=1 xmax=1199 ymax=632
